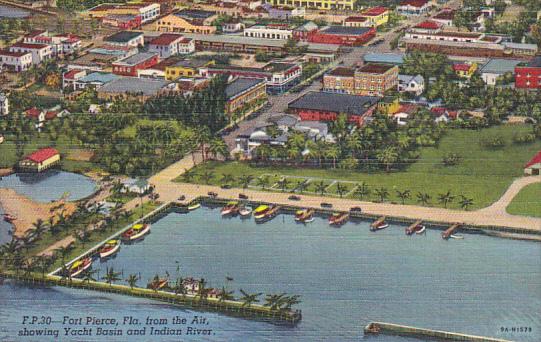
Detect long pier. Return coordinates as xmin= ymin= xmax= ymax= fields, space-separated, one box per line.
xmin=364 ymin=322 xmax=512 ymax=341
xmin=442 ymin=223 xmax=461 ymax=240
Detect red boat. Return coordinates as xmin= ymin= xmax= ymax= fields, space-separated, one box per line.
xmin=3 ymin=214 xmax=16 ymax=223
xmin=121 ymin=223 xmax=151 ymax=241
xmin=295 ymin=209 xmax=314 ymax=223
xmin=69 ymin=257 xmax=92 ymax=278
xmin=406 ymin=224 xmax=424 ymax=235
xmin=370 ymin=222 xmax=389 ymax=232
xmin=221 ymin=201 xmax=240 ymax=216
xmin=147 ymin=278 xmax=169 ymax=291
xmin=97 ymin=240 xmax=121 ymax=259
xmin=329 ymin=212 xmax=348 ymax=226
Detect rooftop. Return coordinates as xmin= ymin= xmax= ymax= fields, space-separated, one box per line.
xmin=288 ymin=91 xmax=379 ymax=116
xmin=414 ymin=20 xmax=441 ymax=30
xmin=344 ymin=16 xmax=368 ymax=23
xmin=171 ymin=58 xmax=210 ymax=69
xmin=114 ymin=52 xmax=157 ymax=66
xmin=98 ymin=77 xmax=170 ymax=96
xmin=320 ymin=26 xmax=372 ymax=36
xmin=104 ymin=31 xmax=143 ymax=43
xmin=433 ymin=10 xmax=455 ymax=20
xmin=480 ymin=58 xmax=522 ymax=74
xmin=78 ymin=72 xmax=119 ymax=84
xmin=525 ymin=56 xmax=541 ymax=68
xmin=0 ymin=49 xmax=31 ymax=57
xmin=225 ymin=77 xmax=265 ymax=99
xmin=10 ymin=42 xmax=49 ymax=49
xmin=150 ymin=33 xmax=186 ymax=46
xmin=326 ymin=66 xmax=355 ymax=77
xmin=358 ymin=63 xmax=396 ymax=74
xmin=362 ymin=6 xmax=388 ymax=16
xmin=176 ymin=9 xmax=216 ymax=20
xmin=399 ymin=0 xmax=429 ymax=7
xmin=24 ymin=147 xmax=59 ymax=163
xmin=363 ymin=52 xmax=405 ymax=65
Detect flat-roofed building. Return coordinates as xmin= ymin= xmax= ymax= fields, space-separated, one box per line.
xmin=112 ymin=52 xmax=159 ymax=77
xmin=244 ymin=24 xmax=293 ymax=40
xmin=104 ymin=31 xmax=144 ymax=48
xmin=354 ymin=63 xmax=398 ymax=97
xmin=148 ymin=33 xmax=195 ymax=58
xmin=307 ymin=26 xmax=376 ymax=46
xmin=155 ymin=10 xmax=218 ymax=34
xmin=225 ymin=77 xmax=267 ymax=114
xmin=84 ymin=2 xmax=160 ymax=23
xmin=0 ymin=50 xmax=32 ymax=71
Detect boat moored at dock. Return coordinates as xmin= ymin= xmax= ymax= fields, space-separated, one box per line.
xmin=121 ymin=223 xmax=151 ymax=242
xmin=329 ymin=212 xmax=348 ymax=226
xmin=370 ymin=216 xmax=388 ymax=231
xmin=147 ymin=277 xmax=169 ymax=291
xmin=295 ymin=209 xmax=314 ymax=223
xmin=97 ymin=239 xmax=121 ymax=259
xmin=239 ymin=206 xmax=252 ymax=218
xmin=69 ymin=257 xmax=92 ymax=278
xmin=406 ymin=220 xmax=425 ymax=235
xmin=221 ymin=201 xmax=240 ymax=216
xmin=188 ymin=203 xmax=201 ymax=211
xmin=254 ymin=205 xmax=280 ymax=223
xmin=442 ymin=223 xmax=461 ymax=240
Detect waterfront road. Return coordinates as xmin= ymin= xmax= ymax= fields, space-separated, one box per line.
xmin=146 ymin=155 xmax=541 ymax=233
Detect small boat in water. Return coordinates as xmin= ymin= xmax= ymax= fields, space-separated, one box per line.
xmin=121 ymin=223 xmax=151 ymax=242
xmin=254 ymin=205 xmax=280 ymax=223
xmin=406 ymin=224 xmax=424 ymax=235
xmin=239 ymin=206 xmax=252 ymax=217
xmin=147 ymin=277 xmax=169 ymax=291
xmin=221 ymin=201 xmax=240 ymax=216
xmin=97 ymin=239 xmax=121 ymax=259
xmin=69 ymin=257 xmax=92 ymax=278
xmin=187 ymin=203 xmax=201 ymax=211
xmin=3 ymin=214 xmax=16 ymax=223
xmin=329 ymin=212 xmax=348 ymax=226
xmin=295 ymin=209 xmax=314 ymax=223
xmin=416 ymin=226 xmax=426 ymax=234
xmin=450 ymin=234 xmax=464 ymax=239
xmin=370 ymin=222 xmax=389 ymax=231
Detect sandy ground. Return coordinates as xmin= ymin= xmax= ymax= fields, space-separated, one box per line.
xmin=0 ymin=168 xmax=13 ymax=177
xmin=0 ymin=188 xmax=76 ymax=238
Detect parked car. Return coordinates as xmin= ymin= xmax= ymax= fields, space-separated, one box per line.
xmin=221 ymin=184 xmax=232 ymax=189
xmin=288 ymin=195 xmax=301 ymax=201
xmin=350 ymin=206 xmax=362 ymax=213
xmin=177 ymin=195 xmax=186 ymax=201
xmin=239 ymin=193 xmax=248 ymax=199
xmin=320 ymin=202 xmax=333 ymax=208
xmin=208 ymin=191 xmax=218 ymax=198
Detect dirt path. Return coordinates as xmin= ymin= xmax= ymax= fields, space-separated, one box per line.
xmin=477 ymin=176 xmax=541 ymax=217
xmin=37 ymin=236 xmax=76 ymax=257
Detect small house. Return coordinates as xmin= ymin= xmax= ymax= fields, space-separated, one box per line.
xmin=19 ymin=147 xmax=60 ymax=172
xmin=121 ymin=178 xmax=150 ymax=194
xmin=524 ymin=151 xmax=541 ymax=175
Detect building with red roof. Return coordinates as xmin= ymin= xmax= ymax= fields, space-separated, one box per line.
xmin=524 ymin=151 xmax=541 ymax=175
xmin=413 ymin=20 xmax=442 ymax=33
xmin=19 ymin=147 xmax=60 ymax=172
xmin=8 ymin=42 xmax=53 ymax=65
xmin=148 ymin=33 xmax=195 ymax=58
xmin=0 ymin=49 xmax=32 ymax=71
xmin=515 ymin=56 xmax=541 ymax=89
xmin=360 ymin=6 xmax=389 ymax=26
xmin=343 ymin=16 xmax=370 ymax=28
xmin=397 ymin=0 xmax=431 ymax=15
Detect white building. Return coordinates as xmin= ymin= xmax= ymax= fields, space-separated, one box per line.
xmin=479 ymin=58 xmax=522 ymax=86
xmin=397 ymin=0 xmax=432 ymax=15
xmin=0 ymin=50 xmax=33 ymax=71
xmin=398 ymin=74 xmax=424 ymax=96
xmin=244 ymin=24 xmax=293 ymax=40
xmin=104 ymin=31 xmax=145 ymax=48
xmin=8 ymin=42 xmax=53 ymax=65
xmin=0 ymin=92 xmax=8 ymax=116
xmin=148 ymin=34 xmax=195 ymax=58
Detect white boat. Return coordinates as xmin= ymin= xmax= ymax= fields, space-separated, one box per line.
xmin=188 ymin=203 xmax=201 ymax=211
xmin=239 ymin=207 xmax=252 ymax=217
xmin=122 ymin=223 xmax=151 ymax=241
xmin=221 ymin=201 xmax=240 ymax=216
xmin=98 ymin=239 xmax=121 ymax=259
xmin=303 ymin=218 xmax=314 ymax=223
xmin=450 ymin=234 xmax=464 ymax=239
xmin=416 ymin=226 xmax=426 ymax=234
xmin=69 ymin=258 xmax=92 ymax=278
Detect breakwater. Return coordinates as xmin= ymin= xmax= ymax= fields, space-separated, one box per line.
xmin=2 ymin=272 xmax=301 ymax=325
xmin=364 ymin=322 xmax=512 ymax=341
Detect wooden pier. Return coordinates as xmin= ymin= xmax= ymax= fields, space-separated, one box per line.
xmin=442 ymin=223 xmax=461 ymax=240
xmin=364 ymin=322 xmax=511 ymax=341
xmin=406 ymin=220 xmax=423 ymax=235
xmin=370 ymin=216 xmax=386 ymax=229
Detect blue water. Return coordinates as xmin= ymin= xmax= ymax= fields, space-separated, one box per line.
xmin=0 ymin=5 xmax=30 ymax=18
xmin=0 ymin=170 xmax=97 ymax=244
xmin=1 ymin=206 xmax=540 ymax=341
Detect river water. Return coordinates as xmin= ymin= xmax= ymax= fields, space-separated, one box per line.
xmin=0 ymin=170 xmax=97 ymax=244
xmin=1 ymin=205 xmax=540 ymax=341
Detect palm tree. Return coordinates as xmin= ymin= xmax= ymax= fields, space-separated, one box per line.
xmin=196 ymin=278 xmax=210 ymax=301
xmin=314 ymin=180 xmax=327 ymax=195
xmin=239 ymin=289 xmax=262 ymax=308
xmin=376 ymin=146 xmax=399 ymax=172
xmin=335 ymin=182 xmax=348 ymax=198
xmin=126 ymin=273 xmax=140 ymax=289
xmin=437 ymin=190 xmax=455 ymax=209
xmin=353 ymin=182 xmax=370 ymax=200
xmin=416 ymin=192 xmax=431 ymax=206
xmin=396 ymin=189 xmax=411 ymax=205
xmin=280 ymin=295 xmax=301 ymax=311
xmin=199 ymin=171 xmax=215 ymax=185
xmin=238 ymin=175 xmax=254 ymax=189
xmin=374 ymin=187 xmax=389 ymax=203
xmin=102 ymin=266 xmax=122 ymax=287
xmin=256 ymin=176 xmax=270 ymax=190
xmin=55 ymin=244 xmax=74 ymax=264
xmin=220 ymin=173 xmax=235 ymax=185
xmin=81 ymin=269 xmax=98 ymax=285
xmin=458 ymin=195 xmax=474 ymax=211
xmin=295 ymin=179 xmax=309 ymax=194
xmin=208 ymin=138 xmax=229 ymax=160
xmin=325 ymin=145 xmax=340 ymax=169
xmin=218 ymin=287 xmax=235 ymax=303
xmin=264 ymin=293 xmax=287 ymax=310
xmin=30 ymin=219 xmax=47 ymax=239
xmin=173 ymin=277 xmax=186 ymax=296
xmin=277 ymin=178 xmax=290 ymax=192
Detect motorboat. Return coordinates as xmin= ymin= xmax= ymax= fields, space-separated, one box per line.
xmin=450 ymin=234 xmax=464 ymax=239
xmin=406 ymin=224 xmax=424 ymax=235
xmin=69 ymin=257 xmax=92 ymax=278
xmin=370 ymin=222 xmax=389 ymax=231
xmin=329 ymin=212 xmax=348 ymax=226
xmin=97 ymin=239 xmax=121 ymax=259
xmin=254 ymin=205 xmax=280 ymax=223
xmin=187 ymin=203 xmax=201 ymax=211
xmin=239 ymin=206 xmax=252 ymax=217
xmin=121 ymin=223 xmax=151 ymax=241
xmin=221 ymin=201 xmax=240 ymax=216
xmin=295 ymin=209 xmax=314 ymax=223
xmin=147 ymin=277 xmax=169 ymax=291
xmin=416 ymin=226 xmax=426 ymax=234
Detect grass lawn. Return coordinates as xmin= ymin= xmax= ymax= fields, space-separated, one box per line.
xmin=506 ymin=183 xmax=541 ymax=218
xmin=182 ymin=125 xmax=541 ymax=210
xmin=106 ymin=193 xmax=137 ymax=204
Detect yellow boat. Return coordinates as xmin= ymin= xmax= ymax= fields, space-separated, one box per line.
xmin=122 ymin=223 xmax=151 ymax=241
xmin=253 ymin=205 xmax=270 ymax=220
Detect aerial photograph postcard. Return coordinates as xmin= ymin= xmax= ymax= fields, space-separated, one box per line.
xmin=0 ymin=0 xmax=540 ymax=341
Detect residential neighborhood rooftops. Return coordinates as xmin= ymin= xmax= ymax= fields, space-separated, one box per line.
xmin=78 ymin=72 xmax=119 ymax=84
xmin=362 ymin=6 xmax=388 ymax=16
xmin=10 ymin=42 xmax=49 ymax=49
xmin=114 ymin=52 xmax=157 ymax=66
xmin=480 ymin=58 xmax=522 ymax=74
xmin=288 ymin=91 xmax=379 ymax=116
xmin=98 ymin=77 xmax=170 ymax=96
xmin=104 ymin=31 xmax=143 ymax=43
xmin=24 ymin=147 xmax=59 ymax=163
xmin=358 ymin=63 xmax=396 ymax=74
xmin=150 ymin=33 xmax=188 ymax=46
xmin=320 ymin=26 xmax=373 ymax=35
xmin=225 ymin=77 xmax=265 ymax=99
xmin=176 ymin=9 xmax=216 ymax=20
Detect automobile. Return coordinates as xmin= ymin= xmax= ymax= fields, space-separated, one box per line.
xmin=208 ymin=191 xmax=218 ymax=198
xmin=288 ymin=195 xmax=301 ymax=201
xmin=177 ymin=195 xmax=186 ymax=201
xmin=350 ymin=206 xmax=362 ymax=213
xmin=221 ymin=184 xmax=232 ymax=189
xmin=239 ymin=193 xmax=248 ymax=199
xmin=320 ymin=202 xmax=333 ymax=208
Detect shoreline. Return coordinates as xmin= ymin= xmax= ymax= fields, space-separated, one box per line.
xmin=0 ymin=168 xmax=13 ymax=177
xmin=0 ymin=188 xmax=76 ymax=238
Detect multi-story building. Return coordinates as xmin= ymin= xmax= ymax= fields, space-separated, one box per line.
xmin=165 ymin=58 xmax=214 ymax=80
xmin=104 ymin=31 xmax=144 ymax=48
xmin=225 ymin=77 xmax=267 ymax=114
xmin=23 ymin=31 xmax=81 ymax=56
xmin=343 ymin=16 xmax=370 ymax=28
xmin=112 ymin=52 xmax=159 ymax=77
xmin=288 ymin=91 xmax=379 ymax=127
xmin=101 ymin=14 xmax=142 ymax=30
xmin=155 ymin=10 xmax=217 ymax=34
xmin=307 ymin=26 xmax=375 ymax=46
xmin=264 ymin=0 xmax=354 ymax=10
xmin=322 ymin=67 xmax=355 ymax=94
xmin=8 ymin=42 xmax=53 ymax=65
xmin=360 ymin=6 xmax=389 ymax=26
xmin=84 ymin=2 xmax=160 ymax=23
xmin=244 ymin=24 xmax=293 ymax=40
xmin=200 ymin=62 xmax=302 ymax=94
xmin=0 ymin=50 xmax=33 ymax=71
xmin=515 ymin=56 xmax=541 ymax=89
xmin=148 ymin=34 xmax=195 ymax=58
xmin=354 ymin=63 xmax=398 ymax=96
xmin=292 ymin=21 xmax=318 ymax=41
